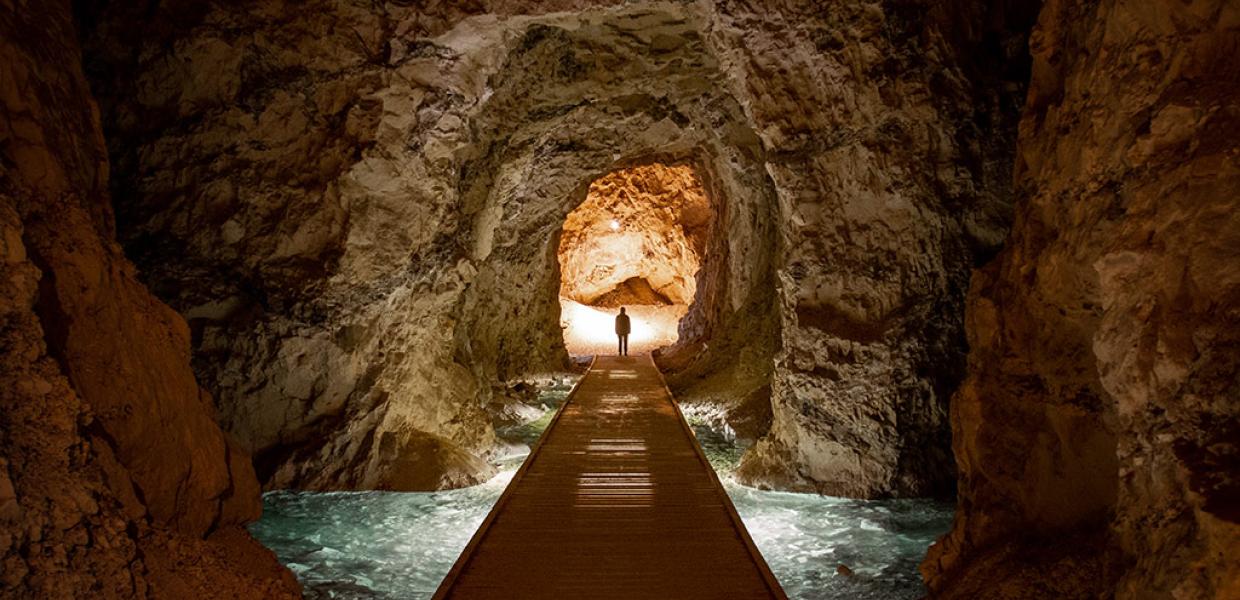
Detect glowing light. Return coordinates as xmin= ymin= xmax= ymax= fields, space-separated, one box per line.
xmin=559 ymin=299 xmax=685 ymax=356
xmin=560 ymin=301 xmax=620 ymax=347
xmin=608 ymin=219 xmax=621 ymax=231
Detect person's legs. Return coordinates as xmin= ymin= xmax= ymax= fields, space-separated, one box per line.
xmin=621 ymin=335 xmax=628 ymax=356
xmin=618 ymin=335 xmax=623 ymax=356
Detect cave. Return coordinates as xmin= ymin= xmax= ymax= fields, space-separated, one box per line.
xmin=2 ymin=0 xmax=1237 ymax=599
xmin=557 ymin=162 xmax=712 ymax=356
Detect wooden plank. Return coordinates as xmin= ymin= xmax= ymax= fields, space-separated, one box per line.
xmin=434 ymin=355 xmax=786 ymax=600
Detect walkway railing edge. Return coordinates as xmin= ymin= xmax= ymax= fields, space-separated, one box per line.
xmin=432 ymin=356 xmax=597 ymax=599
xmin=653 ymin=357 xmax=790 ymax=600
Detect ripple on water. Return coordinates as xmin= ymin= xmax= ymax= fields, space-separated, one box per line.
xmin=250 ymin=472 xmax=512 ymax=599
xmin=725 ymin=482 xmax=953 ymax=599
xmin=251 ymin=391 xmax=953 ymax=599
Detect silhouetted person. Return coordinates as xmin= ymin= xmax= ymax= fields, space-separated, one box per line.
xmin=615 ymin=307 xmax=631 ymax=356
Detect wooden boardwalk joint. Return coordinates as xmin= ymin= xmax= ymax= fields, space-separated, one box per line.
xmin=435 ymin=355 xmax=786 ymax=599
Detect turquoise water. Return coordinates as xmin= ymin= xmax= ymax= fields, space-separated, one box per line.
xmin=250 ymin=389 xmax=953 ymax=599
xmin=685 ymin=411 xmax=954 ymax=599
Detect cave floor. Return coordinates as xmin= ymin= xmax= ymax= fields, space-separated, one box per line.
xmin=436 ymin=355 xmax=786 ymax=599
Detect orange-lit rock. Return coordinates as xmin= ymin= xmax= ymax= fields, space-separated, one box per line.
xmin=558 ymin=164 xmax=709 ymax=307
xmin=556 ymin=164 xmax=710 ymax=356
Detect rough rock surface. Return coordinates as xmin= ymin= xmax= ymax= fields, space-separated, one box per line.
xmin=79 ymin=0 xmax=780 ymax=492
xmin=0 ymin=1 xmax=299 ymax=597
xmin=591 ymin=277 xmax=673 ymax=307
xmin=714 ymin=0 xmax=1041 ymax=498
xmin=78 ymin=0 xmax=1031 ymax=499
xmin=558 ymin=163 xmax=709 ymax=307
xmin=923 ymin=0 xmax=1240 ymax=598
xmin=8 ymin=0 xmax=1237 ymax=596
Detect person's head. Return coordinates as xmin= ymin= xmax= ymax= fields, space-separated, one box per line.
xmin=620 ymin=307 xmax=626 ymax=315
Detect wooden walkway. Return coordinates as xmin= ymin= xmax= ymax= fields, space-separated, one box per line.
xmin=435 ymin=355 xmax=785 ymax=599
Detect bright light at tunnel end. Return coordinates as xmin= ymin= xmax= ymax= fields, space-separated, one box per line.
xmin=559 ymin=300 xmax=683 ymax=356
xmin=609 ymin=219 xmax=621 ymax=231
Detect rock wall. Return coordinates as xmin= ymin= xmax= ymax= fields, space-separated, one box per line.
xmin=710 ymin=0 xmax=1035 ymax=497
xmin=77 ymin=0 xmax=1029 ymax=497
xmin=77 ymin=0 xmax=776 ymax=492
xmin=18 ymin=0 xmax=1237 ymax=594
xmin=558 ymin=163 xmax=709 ymax=307
xmin=0 ymin=0 xmax=298 ymax=597
xmin=923 ymin=0 xmax=1240 ymax=597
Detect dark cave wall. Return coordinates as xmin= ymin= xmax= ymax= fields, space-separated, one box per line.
xmin=0 ymin=0 xmax=298 ymax=597
xmin=711 ymin=0 xmax=1035 ymax=498
xmin=924 ymin=1 xmax=1240 ymax=598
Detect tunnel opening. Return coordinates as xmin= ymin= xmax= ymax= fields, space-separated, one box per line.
xmin=556 ymin=163 xmax=713 ymax=357
xmin=17 ymin=0 xmax=1234 ymax=598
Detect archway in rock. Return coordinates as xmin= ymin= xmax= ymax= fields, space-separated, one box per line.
xmin=557 ymin=163 xmax=712 ymax=356
xmin=5 ymin=1 xmax=1234 ymax=598
xmin=76 ymin=0 xmax=978 ymax=503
